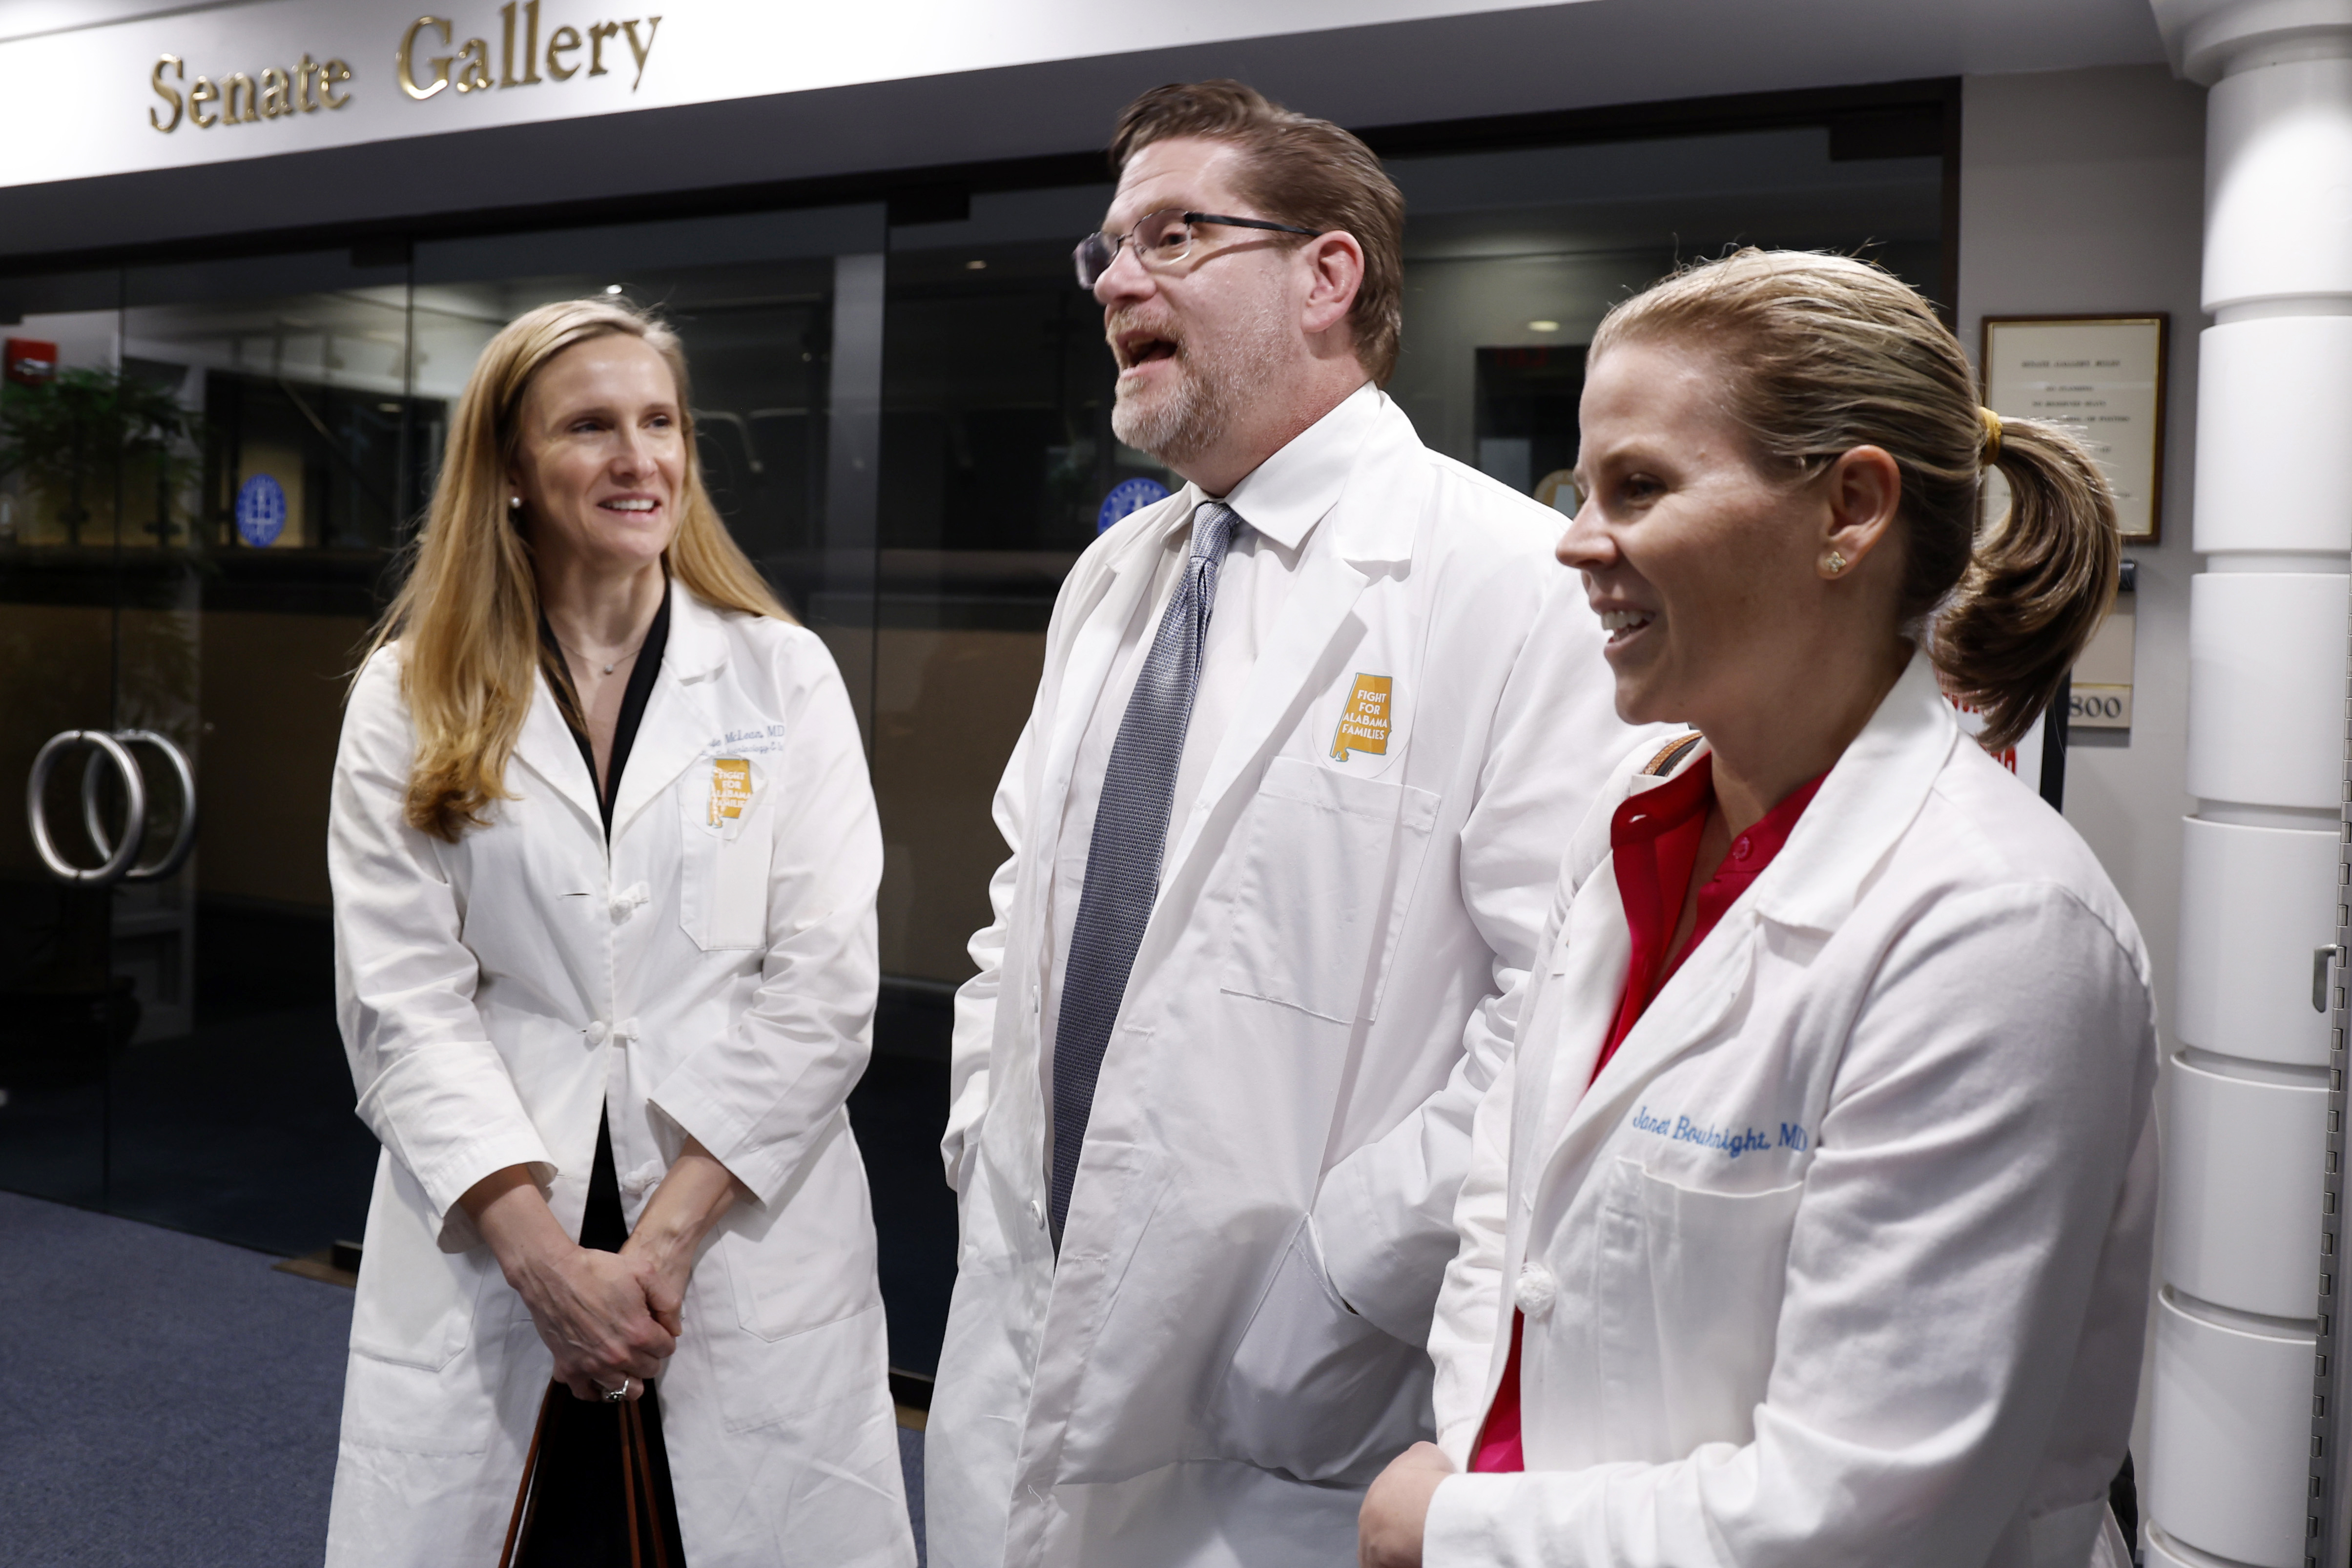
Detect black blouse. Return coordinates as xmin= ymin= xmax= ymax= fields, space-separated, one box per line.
xmin=538 ymin=584 xmax=673 ymax=839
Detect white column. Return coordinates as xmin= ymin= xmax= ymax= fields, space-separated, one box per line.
xmin=2147 ymin=4 xmax=2352 ymax=1566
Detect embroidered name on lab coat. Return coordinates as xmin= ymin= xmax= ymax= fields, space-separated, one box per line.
xmin=1331 ymin=674 xmax=1394 ymax=762
xmin=1630 ymin=1104 xmax=1809 ymax=1158
xmin=709 ymin=759 xmax=753 ymax=827
xmin=709 ymin=723 xmax=790 ymax=756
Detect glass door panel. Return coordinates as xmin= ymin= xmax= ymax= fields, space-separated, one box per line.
xmin=875 ymin=186 xmax=1136 ymax=995
xmin=867 ymin=188 xmax=1130 ymax=1378
xmin=101 ymin=249 xmax=412 ymax=1252
xmin=0 ymin=268 xmax=140 ymax=1210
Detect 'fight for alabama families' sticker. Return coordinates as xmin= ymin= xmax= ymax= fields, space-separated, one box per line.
xmin=1331 ymin=674 xmax=1393 ymax=762
xmin=708 ymin=759 xmax=752 ymax=827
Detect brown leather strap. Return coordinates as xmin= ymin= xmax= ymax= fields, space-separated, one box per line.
xmin=619 ymin=1397 xmax=643 ymax=1568
xmin=621 ymin=1397 xmax=670 ymax=1568
xmin=498 ymin=1382 xmax=671 ymax=1568
xmin=497 ymin=1385 xmax=558 ymax=1568
xmin=1642 ymin=733 xmax=1704 ymax=777
xmin=641 ymin=1401 xmax=671 ymax=1568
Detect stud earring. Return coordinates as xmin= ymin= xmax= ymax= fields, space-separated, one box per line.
xmin=509 ymin=495 xmax=522 ymax=512
xmin=1823 ymin=549 xmax=1847 ymax=576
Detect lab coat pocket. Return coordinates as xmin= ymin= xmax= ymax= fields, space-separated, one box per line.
xmin=348 ymin=1156 xmax=497 ymax=1374
xmin=1219 ymin=756 xmax=1439 ymax=1023
xmin=677 ymin=758 xmax=774 ymax=951
xmin=714 ymin=1115 xmax=877 ymax=1343
xmin=1209 ymin=1215 xmax=1432 ymax=1483
xmin=704 ymin=1299 xmax=891 ymax=1438
xmin=703 ymin=1125 xmax=885 ymax=1435
xmin=1615 ymin=1160 xmax=1803 ymax=1453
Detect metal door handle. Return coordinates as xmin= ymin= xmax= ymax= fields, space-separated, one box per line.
xmin=98 ymin=730 xmax=197 ymax=883
xmin=2318 ymin=945 xmax=2344 ymax=1014
xmin=25 ymin=728 xmax=197 ymax=887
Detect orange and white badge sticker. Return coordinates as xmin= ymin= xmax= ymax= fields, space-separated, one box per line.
xmin=1331 ymin=674 xmax=1393 ymax=762
xmin=708 ymin=758 xmax=753 ymax=827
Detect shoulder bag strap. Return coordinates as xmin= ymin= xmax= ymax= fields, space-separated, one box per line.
xmin=496 ymin=1384 xmax=558 ymax=1568
xmin=621 ymin=1399 xmax=671 ymax=1568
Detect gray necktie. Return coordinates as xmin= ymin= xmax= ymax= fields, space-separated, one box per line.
xmin=1050 ymin=501 xmax=1238 ymax=1240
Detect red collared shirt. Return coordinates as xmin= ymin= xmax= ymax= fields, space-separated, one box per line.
xmin=1470 ymin=755 xmax=1827 ymax=1473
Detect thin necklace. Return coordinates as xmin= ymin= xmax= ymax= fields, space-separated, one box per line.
xmin=556 ymin=636 xmax=645 ymax=677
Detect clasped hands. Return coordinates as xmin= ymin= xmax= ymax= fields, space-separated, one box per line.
xmin=460 ymin=1139 xmax=745 ymax=1403
xmin=500 ymin=1220 xmax=681 ymax=1403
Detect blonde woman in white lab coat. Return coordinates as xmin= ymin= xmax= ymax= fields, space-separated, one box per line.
xmin=1359 ymin=250 xmax=2153 ymax=1568
xmin=323 ymin=298 xmax=912 ymax=1567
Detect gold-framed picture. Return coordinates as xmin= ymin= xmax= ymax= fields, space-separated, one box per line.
xmin=1980 ymin=314 xmax=2169 ymax=543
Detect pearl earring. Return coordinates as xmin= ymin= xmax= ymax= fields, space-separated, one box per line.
xmin=509 ymin=495 xmax=522 ymax=512
xmin=1823 ymin=549 xmax=1847 ymax=576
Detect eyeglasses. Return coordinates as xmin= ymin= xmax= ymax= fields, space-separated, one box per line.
xmin=1073 ymin=208 xmax=1321 ymax=289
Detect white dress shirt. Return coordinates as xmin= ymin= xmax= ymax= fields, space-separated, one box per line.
xmin=1038 ymin=382 xmax=1386 ymax=1097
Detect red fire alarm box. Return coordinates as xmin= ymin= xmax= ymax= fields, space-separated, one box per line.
xmin=5 ymin=339 xmax=58 ymax=387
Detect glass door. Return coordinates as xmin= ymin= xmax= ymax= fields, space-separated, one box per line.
xmin=0 ymin=251 xmax=423 ymax=1254
xmin=0 ymin=267 xmax=145 ymax=1215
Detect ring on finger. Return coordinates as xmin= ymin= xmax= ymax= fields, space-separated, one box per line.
xmin=601 ymin=1377 xmax=630 ymax=1403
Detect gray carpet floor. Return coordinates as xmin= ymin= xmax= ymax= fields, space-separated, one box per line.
xmin=0 ymin=1191 xmax=926 ymax=1566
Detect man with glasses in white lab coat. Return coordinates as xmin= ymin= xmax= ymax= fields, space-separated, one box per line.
xmin=924 ymin=81 xmax=1651 ymax=1568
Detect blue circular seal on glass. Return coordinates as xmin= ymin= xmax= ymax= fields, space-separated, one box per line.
xmin=1096 ymin=476 xmax=1170 ymax=534
xmin=234 ymin=474 xmax=287 ymax=549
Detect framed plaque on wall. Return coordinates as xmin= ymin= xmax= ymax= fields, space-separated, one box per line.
xmin=1980 ymin=314 xmax=2169 ymax=543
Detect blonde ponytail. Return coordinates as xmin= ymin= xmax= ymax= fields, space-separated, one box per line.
xmin=1589 ymin=249 xmax=2122 ymax=751
xmin=1940 ymin=417 xmax=2120 ymax=749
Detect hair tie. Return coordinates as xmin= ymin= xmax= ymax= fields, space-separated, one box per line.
xmin=1978 ymin=406 xmax=2003 ymax=469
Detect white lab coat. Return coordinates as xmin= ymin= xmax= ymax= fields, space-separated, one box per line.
xmin=1424 ymin=653 xmax=2158 ymax=1568
xmin=322 ymin=585 xmax=913 ymax=1568
xmin=926 ymin=395 xmax=1650 ymax=1568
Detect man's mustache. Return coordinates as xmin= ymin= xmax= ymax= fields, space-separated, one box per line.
xmin=1106 ymin=311 xmax=1186 ymax=367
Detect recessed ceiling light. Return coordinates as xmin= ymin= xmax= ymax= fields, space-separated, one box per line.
xmin=966 ymin=259 xmax=988 ymax=270
xmin=605 ymin=284 xmax=624 ymax=295
xmin=1527 ymin=319 xmax=1560 ymax=332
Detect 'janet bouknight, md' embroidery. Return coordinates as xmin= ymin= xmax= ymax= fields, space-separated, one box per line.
xmin=1631 ymin=1104 xmax=1809 ymax=1158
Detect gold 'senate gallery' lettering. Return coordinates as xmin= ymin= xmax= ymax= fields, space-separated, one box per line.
xmin=151 ymin=51 xmax=351 ymax=132
xmin=399 ymin=8 xmax=662 ymax=101
xmin=147 ymin=9 xmax=662 ymax=131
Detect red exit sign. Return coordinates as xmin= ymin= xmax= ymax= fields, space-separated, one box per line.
xmin=4 ymin=339 xmax=56 ymax=387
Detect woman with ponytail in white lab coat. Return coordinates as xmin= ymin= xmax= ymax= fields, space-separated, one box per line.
xmin=1359 ymin=250 xmax=2154 ymax=1568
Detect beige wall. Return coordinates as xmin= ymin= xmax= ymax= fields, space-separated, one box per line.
xmin=196 ymin=611 xmax=370 ymax=911
xmin=1959 ymin=63 xmax=2207 ymax=1057
xmin=874 ymin=626 xmax=1046 ymax=982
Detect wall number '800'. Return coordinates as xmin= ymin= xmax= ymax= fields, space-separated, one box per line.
xmin=2070 ymin=690 xmax=2128 ymax=723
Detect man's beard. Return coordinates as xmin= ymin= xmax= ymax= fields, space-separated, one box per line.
xmin=1109 ymin=298 xmax=1288 ymax=471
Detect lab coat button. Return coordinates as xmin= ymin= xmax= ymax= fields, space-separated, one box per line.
xmin=609 ymin=882 xmax=650 ymax=921
xmin=586 ymin=1020 xmax=611 ymax=1045
xmin=1515 ymin=1263 xmax=1558 ymax=1319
